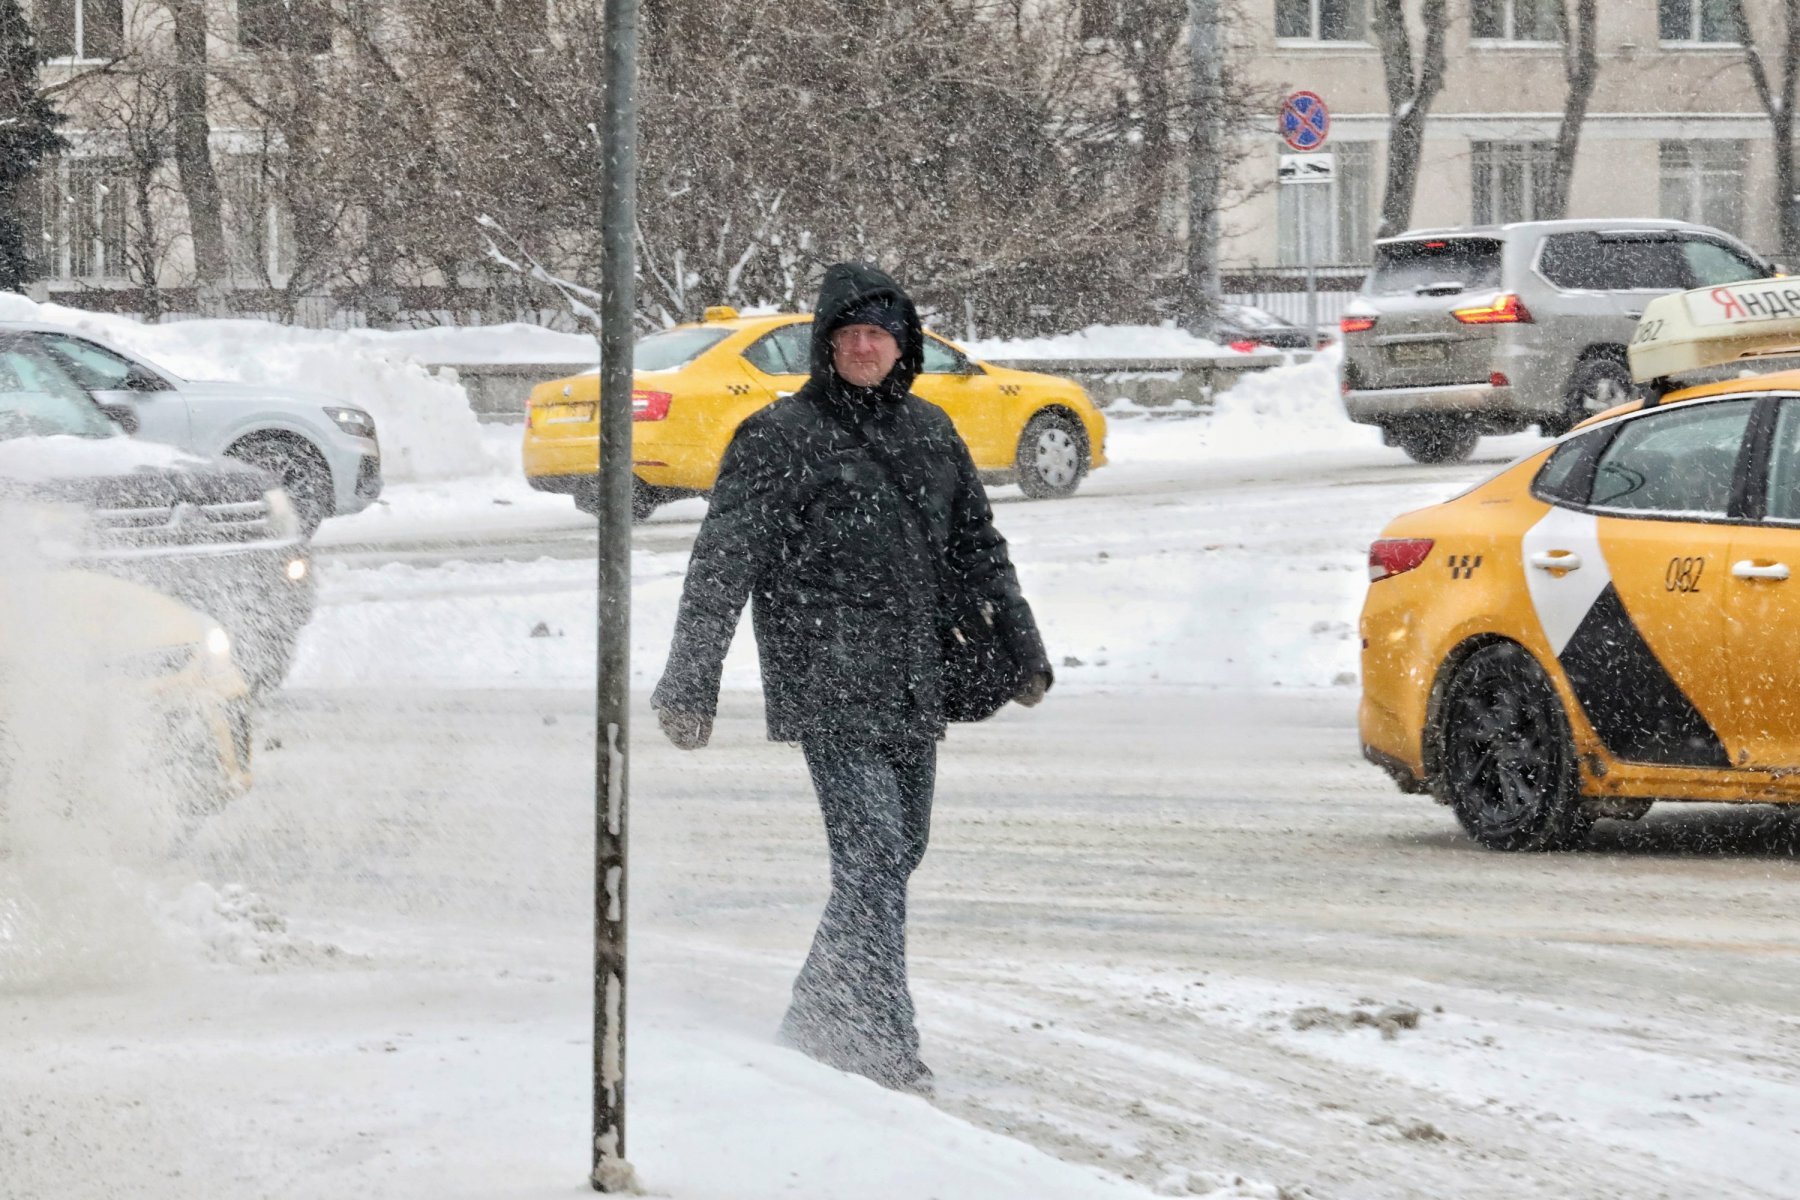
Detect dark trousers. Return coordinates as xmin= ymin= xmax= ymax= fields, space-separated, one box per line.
xmin=779 ymin=737 xmax=936 ymax=1079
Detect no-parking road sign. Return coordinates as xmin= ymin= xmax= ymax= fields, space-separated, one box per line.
xmin=1280 ymin=91 xmax=1331 ymax=152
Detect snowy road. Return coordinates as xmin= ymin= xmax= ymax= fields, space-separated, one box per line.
xmin=7 ymin=401 xmax=1800 ymax=1199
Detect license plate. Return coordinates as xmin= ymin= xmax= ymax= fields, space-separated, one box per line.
xmin=1386 ymin=342 xmax=1448 ymax=366
xmin=541 ymin=403 xmax=596 ymax=424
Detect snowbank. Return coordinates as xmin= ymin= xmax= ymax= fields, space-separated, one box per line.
xmin=1105 ymin=347 xmax=1380 ymax=461
xmin=0 ymin=295 xmax=499 ymax=483
xmin=346 ymin=322 xmax=598 ymax=366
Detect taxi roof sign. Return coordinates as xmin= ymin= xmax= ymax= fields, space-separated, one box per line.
xmin=1628 ymin=279 xmax=1800 ymax=383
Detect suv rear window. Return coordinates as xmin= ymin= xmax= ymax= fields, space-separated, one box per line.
xmin=1366 ymin=239 xmax=1504 ymax=296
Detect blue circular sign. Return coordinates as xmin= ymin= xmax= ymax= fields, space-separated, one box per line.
xmin=1281 ymin=91 xmax=1331 ymax=152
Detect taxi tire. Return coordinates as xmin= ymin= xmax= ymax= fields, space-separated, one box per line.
xmin=1436 ymin=642 xmax=1593 ymax=852
xmin=574 ymin=477 xmax=663 ymax=523
xmin=1016 ymin=412 xmax=1087 ymax=499
xmin=1393 ymin=419 xmax=1479 ymax=465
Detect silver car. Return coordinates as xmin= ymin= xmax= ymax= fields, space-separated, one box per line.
xmin=1338 ymin=218 xmax=1776 ymax=463
xmin=0 ymin=322 xmax=382 ymax=532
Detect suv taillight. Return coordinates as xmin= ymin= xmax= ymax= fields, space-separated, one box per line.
xmin=1369 ymin=538 xmax=1435 ymax=581
xmin=1452 ymin=293 xmax=1532 ymax=325
xmin=632 ymin=390 xmax=673 ymax=421
xmin=1340 ymin=315 xmax=1377 ymax=334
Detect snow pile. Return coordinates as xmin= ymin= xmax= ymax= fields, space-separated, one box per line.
xmin=347 ymin=323 xmax=597 ymax=366
xmin=1103 ymin=347 xmax=1378 ymax=463
xmin=155 ymin=882 xmax=348 ymax=969
xmin=965 ymin=323 xmax=1230 ymax=361
xmin=1201 ymin=346 xmax=1380 ymax=458
xmin=0 ymin=294 xmax=495 ymax=483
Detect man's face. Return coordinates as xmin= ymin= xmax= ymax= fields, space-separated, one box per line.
xmin=831 ymin=323 xmax=901 ymax=388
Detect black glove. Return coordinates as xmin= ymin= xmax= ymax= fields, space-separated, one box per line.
xmin=1014 ymin=672 xmax=1051 ymax=708
xmin=656 ymin=707 xmax=713 ymax=750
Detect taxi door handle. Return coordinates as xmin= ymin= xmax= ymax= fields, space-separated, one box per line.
xmin=1732 ymin=560 xmax=1791 ymax=581
xmin=1528 ymin=550 xmax=1582 ymax=572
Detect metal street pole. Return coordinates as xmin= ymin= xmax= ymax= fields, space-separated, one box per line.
xmin=592 ymin=0 xmax=638 ymax=1190
xmin=1185 ymin=0 xmax=1224 ymax=340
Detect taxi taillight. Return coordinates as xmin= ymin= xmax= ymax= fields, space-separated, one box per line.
xmin=632 ymin=390 xmax=673 ymax=421
xmin=1340 ymin=315 xmax=1377 ymax=334
xmin=1369 ymin=538 xmax=1435 ymax=582
xmin=1452 ymin=293 xmax=1532 ymax=325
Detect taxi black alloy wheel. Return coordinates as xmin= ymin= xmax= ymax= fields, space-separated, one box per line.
xmin=1437 ymin=642 xmax=1592 ymax=852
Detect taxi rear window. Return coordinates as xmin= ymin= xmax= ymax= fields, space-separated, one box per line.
xmin=1366 ymin=239 xmax=1502 ymax=296
xmin=634 ymin=327 xmax=730 ymax=372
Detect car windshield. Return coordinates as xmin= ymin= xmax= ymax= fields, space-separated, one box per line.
xmin=1367 ymin=238 xmax=1504 ymax=296
xmin=635 ymin=327 xmax=731 ymax=372
xmin=1224 ymin=305 xmax=1290 ymax=331
xmin=0 ymin=343 xmax=115 ymax=440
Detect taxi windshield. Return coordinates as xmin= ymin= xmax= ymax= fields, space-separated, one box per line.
xmin=635 ymin=327 xmax=730 ymax=372
xmin=0 ymin=344 xmax=114 ymax=440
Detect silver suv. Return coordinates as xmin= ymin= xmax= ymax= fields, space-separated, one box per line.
xmin=1338 ymin=219 xmax=1776 ymax=463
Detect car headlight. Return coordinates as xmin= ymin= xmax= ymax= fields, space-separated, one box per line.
xmin=264 ymin=488 xmax=302 ymax=540
xmin=200 ymin=625 xmax=237 ymax=681
xmin=324 ymin=406 xmax=377 ymax=441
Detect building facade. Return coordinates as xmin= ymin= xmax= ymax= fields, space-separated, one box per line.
xmin=1230 ymin=0 xmax=1784 ymax=271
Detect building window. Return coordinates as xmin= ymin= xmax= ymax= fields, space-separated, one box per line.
xmin=36 ymin=157 xmax=130 ymax=283
xmin=221 ymin=158 xmax=294 ymax=285
xmin=1471 ymin=141 xmax=1555 ymax=225
xmin=1659 ymin=0 xmax=1735 ymax=43
xmin=1660 ymin=140 xmax=1748 ymax=237
xmin=1275 ymin=0 xmax=1367 ymax=41
xmin=1472 ymin=0 xmax=1563 ymax=41
xmin=34 ymin=0 xmax=123 ymax=60
xmin=1278 ymin=143 xmax=1377 ymax=265
xmin=238 ymin=0 xmax=334 ymax=53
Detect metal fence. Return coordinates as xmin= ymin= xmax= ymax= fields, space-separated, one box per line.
xmin=1222 ymin=263 xmax=1367 ymax=327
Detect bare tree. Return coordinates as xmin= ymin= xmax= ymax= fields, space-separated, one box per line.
xmin=1541 ymin=0 xmax=1598 ymax=220
xmin=1369 ymin=0 xmax=1449 ymax=238
xmin=168 ymin=0 xmax=228 ymax=308
xmin=1727 ymin=0 xmax=1800 ymax=261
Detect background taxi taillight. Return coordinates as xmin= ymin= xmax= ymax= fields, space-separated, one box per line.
xmin=1369 ymin=538 xmax=1435 ymax=581
xmin=1452 ymin=293 xmax=1533 ymax=325
xmin=632 ymin=389 xmax=673 ymax=421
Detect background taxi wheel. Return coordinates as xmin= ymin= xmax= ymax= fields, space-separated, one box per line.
xmin=1435 ymin=642 xmax=1592 ymax=852
xmin=574 ymin=477 xmax=663 ymax=523
xmin=1016 ymin=411 xmax=1086 ymax=499
xmin=1392 ymin=419 xmax=1479 ymax=465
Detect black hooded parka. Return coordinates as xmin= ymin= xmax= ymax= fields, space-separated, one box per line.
xmin=652 ymin=263 xmax=1050 ymax=744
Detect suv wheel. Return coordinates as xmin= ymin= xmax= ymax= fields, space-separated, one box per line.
xmin=1391 ymin=419 xmax=1479 ymax=465
xmin=229 ymin=435 xmax=333 ymax=535
xmin=1553 ymin=355 xmax=1634 ymax=434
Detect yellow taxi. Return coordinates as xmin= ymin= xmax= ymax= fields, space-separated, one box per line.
xmin=521 ymin=307 xmax=1108 ymax=520
xmin=1359 ymin=277 xmax=1800 ymax=849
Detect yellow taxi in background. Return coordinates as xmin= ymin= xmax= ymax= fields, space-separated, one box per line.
xmin=1360 ymin=278 xmax=1800 ymax=849
xmin=522 ymin=308 xmax=1109 ymax=520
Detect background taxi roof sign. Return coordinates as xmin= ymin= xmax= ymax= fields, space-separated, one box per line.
xmin=1629 ymin=280 xmax=1800 ymax=382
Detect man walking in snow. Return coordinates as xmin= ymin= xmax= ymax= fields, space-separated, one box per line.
xmin=652 ymin=262 xmax=1052 ymax=1096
